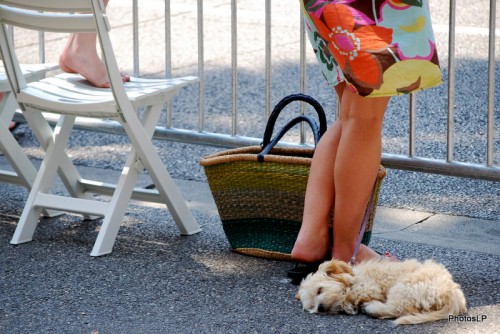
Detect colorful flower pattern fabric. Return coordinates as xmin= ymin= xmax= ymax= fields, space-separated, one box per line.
xmin=301 ymin=0 xmax=442 ymax=97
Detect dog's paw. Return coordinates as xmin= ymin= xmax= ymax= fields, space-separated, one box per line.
xmin=362 ymin=301 xmax=385 ymax=316
xmin=342 ymin=303 xmax=359 ymax=315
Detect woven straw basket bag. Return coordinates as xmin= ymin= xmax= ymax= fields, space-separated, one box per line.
xmin=201 ymin=94 xmax=386 ymax=261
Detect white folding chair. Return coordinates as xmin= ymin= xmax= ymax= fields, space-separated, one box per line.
xmin=0 ymin=0 xmax=202 ymax=256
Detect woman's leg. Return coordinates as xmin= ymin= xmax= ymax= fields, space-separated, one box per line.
xmin=58 ymin=0 xmax=129 ymax=88
xmin=291 ymin=85 xmax=390 ymax=264
xmin=291 ymin=85 xmax=345 ymax=263
xmin=330 ymin=88 xmax=389 ymax=263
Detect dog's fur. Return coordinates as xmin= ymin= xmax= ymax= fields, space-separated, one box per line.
xmin=296 ymin=259 xmax=467 ymax=325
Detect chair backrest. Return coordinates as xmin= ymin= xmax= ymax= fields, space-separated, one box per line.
xmin=0 ymin=0 xmax=128 ymax=111
xmin=0 ymin=0 xmax=94 ymax=12
xmin=0 ymin=0 xmax=101 ymax=33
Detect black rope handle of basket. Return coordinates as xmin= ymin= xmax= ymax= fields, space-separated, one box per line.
xmin=258 ymin=115 xmax=321 ymax=161
xmin=258 ymin=94 xmax=328 ymax=162
xmin=261 ymin=93 xmax=327 ymax=148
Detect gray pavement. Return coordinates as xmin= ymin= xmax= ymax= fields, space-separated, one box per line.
xmin=1 ymin=157 xmax=499 ymax=334
xmin=1 ymin=0 xmax=499 ymax=333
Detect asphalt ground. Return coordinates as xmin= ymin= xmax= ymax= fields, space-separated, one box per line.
xmin=0 ymin=160 xmax=499 ymax=334
xmin=1 ymin=1 xmax=499 ymax=333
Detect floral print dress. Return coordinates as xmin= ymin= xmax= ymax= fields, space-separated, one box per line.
xmin=301 ymin=0 xmax=442 ymax=97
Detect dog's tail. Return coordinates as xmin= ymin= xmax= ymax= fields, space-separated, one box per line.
xmin=394 ymin=288 xmax=467 ymax=325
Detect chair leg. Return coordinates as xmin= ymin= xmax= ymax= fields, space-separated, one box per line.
xmin=136 ymin=104 xmax=201 ymax=235
xmin=120 ymin=105 xmax=201 ymax=236
xmin=0 ymin=95 xmax=27 ymax=185
xmin=0 ymin=94 xmax=61 ymax=217
xmin=0 ymin=115 xmax=36 ymax=188
xmin=90 ymin=147 xmax=144 ymax=256
xmin=147 ymin=160 xmax=201 ymax=235
xmin=91 ymin=103 xmax=201 ymax=256
xmin=11 ymin=115 xmax=76 ymax=244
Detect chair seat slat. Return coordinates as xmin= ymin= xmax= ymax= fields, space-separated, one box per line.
xmin=19 ymin=86 xmax=118 ymax=117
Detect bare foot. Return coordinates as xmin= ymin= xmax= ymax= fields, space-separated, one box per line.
xmin=59 ymin=33 xmax=130 ymax=88
xmin=290 ymin=223 xmax=330 ymax=263
xmin=354 ymin=244 xmax=399 ymax=263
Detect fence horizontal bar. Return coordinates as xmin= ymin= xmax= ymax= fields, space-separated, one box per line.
xmin=382 ymin=154 xmax=499 ymax=182
xmin=16 ymin=112 xmax=499 ymax=182
xmin=0 ymin=170 xmax=24 ymax=186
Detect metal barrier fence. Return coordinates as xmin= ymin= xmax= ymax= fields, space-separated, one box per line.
xmin=19 ymin=0 xmax=500 ymax=181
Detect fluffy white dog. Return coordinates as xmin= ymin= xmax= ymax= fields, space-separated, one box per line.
xmin=296 ymin=259 xmax=467 ymax=325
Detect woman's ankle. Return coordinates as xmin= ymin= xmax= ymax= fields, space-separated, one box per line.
xmin=291 ymin=244 xmax=328 ymax=263
xmin=291 ymin=224 xmax=330 ymax=263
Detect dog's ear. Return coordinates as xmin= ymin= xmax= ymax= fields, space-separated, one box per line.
xmin=324 ymin=260 xmax=354 ymax=277
xmin=333 ymin=273 xmax=354 ymax=287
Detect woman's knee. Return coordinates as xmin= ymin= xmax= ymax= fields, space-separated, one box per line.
xmin=339 ymin=89 xmax=389 ymax=127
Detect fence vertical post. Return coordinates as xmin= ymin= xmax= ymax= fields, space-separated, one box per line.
xmin=197 ymin=0 xmax=205 ymax=133
xmin=231 ymin=0 xmax=238 ymax=136
xmin=446 ymin=0 xmax=457 ymax=163
xmin=164 ymin=0 xmax=173 ymax=128
xmin=265 ymin=0 xmax=271 ymax=120
xmin=132 ymin=0 xmax=139 ymax=77
xmin=409 ymin=94 xmax=416 ymax=158
xmin=487 ymin=0 xmax=496 ymax=167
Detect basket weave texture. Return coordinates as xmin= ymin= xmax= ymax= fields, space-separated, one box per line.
xmin=201 ymin=145 xmax=386 ymax=261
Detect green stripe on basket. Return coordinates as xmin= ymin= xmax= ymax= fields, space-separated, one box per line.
xmin=221 ymin=218 xmax=373 ymax=256
xmin=222 ymin=218 xmax=301 ymax=254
